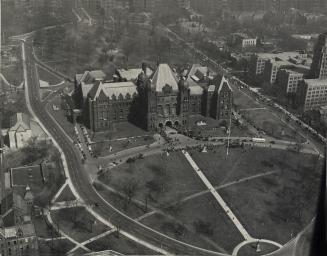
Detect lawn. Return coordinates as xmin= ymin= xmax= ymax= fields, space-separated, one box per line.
xmin=10 ymin=160 xmax=65 ymax=208
xmin=238 ymin=242 xmax=280 ymax=256
xmin=92 ymin=135 xmax=155 ymax=157
xmin=241 ymin=109 xmax=306 ymax=142
xmin=93 ymin=183 xmax=148 ymax=219
xmin=33 ymin=214 xmax=60 ymax=239
xmin=99 ymin=151 xmax=206 ymax=208
xmin=190 ymin=147 xmax=322 ymax=245
xmin=141 ymin=194 xmax=244 ymax=254
xmin=188 ymin=114 xmax=254 ymax=138
xmin=233 ymin=87 xmax=262 ymax=110
xmin=51 ymin=207 xmax=110 ymax=243
xmin=86 ymin=232 xmax=157 ymax=255
xmin=232 ymin=85 xmax=306 ymax=142
xmin=1 ymin=62 xmax=24 ymax=86
xmin=37 ymin=64 xmax=63 ymax=85
xmin=38 ymin=238 xmax=75 ymax=256
xmin=90 ymin=122 xmax=153 ymax=142
xmin=55 ymin=185 xmax=76 ymax=202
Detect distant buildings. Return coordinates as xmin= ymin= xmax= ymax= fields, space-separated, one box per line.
xmin=297 ymin=32 xmax=327 ymax=111
xmin=248 ymin=51 xmax=310 ymax=83
xmin=230 ymin=33 xmax=257 ymax=49
xmin=74 ymin=63 xmax=233 ymax=132
xmin=8 ymin=113 xmax=32 ymax=149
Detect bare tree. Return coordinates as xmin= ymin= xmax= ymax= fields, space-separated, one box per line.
xmin=121 ymin=178 xmax=139 ymax=205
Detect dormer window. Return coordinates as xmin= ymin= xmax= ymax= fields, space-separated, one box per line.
xmin=112 ymin=94 xmax=116 ymax=101
xmin=162 ymin=84 xmax=172 ymax=94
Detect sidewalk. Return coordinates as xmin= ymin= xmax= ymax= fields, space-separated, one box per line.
xmin=182 ymin=150 xmax=252 ymax=241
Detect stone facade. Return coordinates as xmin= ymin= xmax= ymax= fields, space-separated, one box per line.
xmin=75 ymin=64 xmax=233 ymax=132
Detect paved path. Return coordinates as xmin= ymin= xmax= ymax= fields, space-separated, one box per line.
xmin=182 ymin=150 xmax=252 ymax=241
xmin=239 ymin=107 xmax=267 ymax=111
xmin=68 ymin=229 xmax=116 ymax=254
xmin=45 ymin=209 xmax=91 ymax=253
xmin=137 ymin=170 xmax=279 ymax=223
xmin=51 ymin=181 xmax=68 ymax=203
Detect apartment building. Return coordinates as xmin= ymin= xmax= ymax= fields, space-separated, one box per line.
xmin=276 ymin=69 xmax=304 ymax=94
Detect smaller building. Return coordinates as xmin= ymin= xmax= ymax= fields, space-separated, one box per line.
xmin=230 ymin=33 xmax=257 ymax=49
xmin=297 ymin=79 xmax=327 ymax=112
xmin=263 ymin=60 xmax=281 ymax=84
xmin=8 ymin=113 xmax=32 ymax=149
xmin=276 ymin=69 xmax=304 ymax=95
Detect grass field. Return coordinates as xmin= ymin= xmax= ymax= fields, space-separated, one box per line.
xmin=99 ymin=151 xmax=206 ymax=208
xmin=86 ymin=232 xmax=156 ymax=255
xmin=38 ymin=238 xmax=75 ymax=256
xmin=190 ymin=147 xmax=322 ymax=245
xmin=188 ymin=114 xmax=254 ymax=138
xmin=55 ymin=185 xmax=76 ymax=202
xmin=51 ymin=207 xmax=110 ymax=243
xmin=37 ymin=65 xmax=63 ymax=85
xmin=242 ymin=109 xmax=305 ymax=142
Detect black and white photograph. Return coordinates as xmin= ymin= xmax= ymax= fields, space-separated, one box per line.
xmin=0 ymin=0 xmax=326 ymax=255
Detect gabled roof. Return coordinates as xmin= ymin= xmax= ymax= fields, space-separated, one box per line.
xmin=117 ymin=67 xmax=153 ymax=81
xmin=9 ymin=113 xmax=30 ymax=132
xmin=88 ymin=81 xmax=138 ymax=100
xmin=211 ymin=74 xmax=233 ymax=94
xmin=151 ymin=64 xmax=179 ymax=92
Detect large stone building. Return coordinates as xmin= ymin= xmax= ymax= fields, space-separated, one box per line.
xmin=0 ymin=192 xmax=38 ymax=256
xmin=75 ymin=63 xmax=233 ymax=132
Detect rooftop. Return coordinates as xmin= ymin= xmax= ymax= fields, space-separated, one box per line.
xmin=304 ymin=79 xmax=327 ymax=87
xmin=117 ymin=67 xmax=153 ymax=81
xmin=151 ymin=64 xmax=179 ymax=93
xmin=89 ymin=81 xmax=138 ymax=99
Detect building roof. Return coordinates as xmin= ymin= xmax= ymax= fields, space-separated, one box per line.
xmin=9 ymin=113 xmax=30 ymax=132
xmin=78 ymin=70 xmax=106 ymax=84
xmin=0 ymin=223 xmax=36 ymax=239
xmin=151 ymin=64 xmax=179 ymax=92
xmin=304 ymin=78 xmax=327 ymax=87
xmin=212 ymin=75 xmax=233 ymax=94
xmin=81 ymin=83 xmax=94 ymax=99
xmin=89 ymin=81 xmax=138 ymax=100
xmin=117 ymin=68 xmax=153 ymax=81
xmin=189 ymin=85 xmax=203 ymax=95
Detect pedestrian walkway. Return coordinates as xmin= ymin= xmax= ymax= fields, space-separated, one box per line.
xmin=44 ymin=209 xmax=91 ymax=253
xmin=67 ymin=229 xmax=116 ymax=254
xmin=182 ymin=150 xmax=252 ymax=241
xmin=51 ymin=181 xmax=68 ymax=203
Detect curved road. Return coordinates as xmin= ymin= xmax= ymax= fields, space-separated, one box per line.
xmin=21 ymin=38 xmax=230 ymax=256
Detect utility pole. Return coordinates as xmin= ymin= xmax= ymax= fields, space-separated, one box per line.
xmin=226 ymin=110 xmax=232 ymax=156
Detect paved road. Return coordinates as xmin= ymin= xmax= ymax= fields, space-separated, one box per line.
xmin=21 ymin=38 xmax=230 ymax=256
